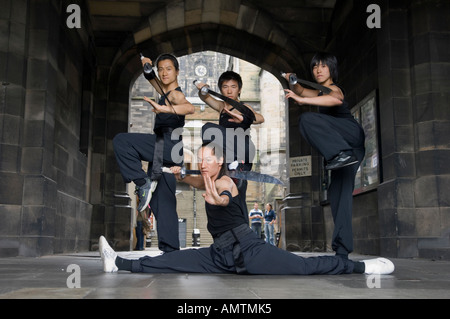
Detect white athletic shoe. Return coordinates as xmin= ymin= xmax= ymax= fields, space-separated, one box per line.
xmin=363 ymin=257 xmax=395 ymax=275
xmin=99 ymin=236 xmax=118 ymax=273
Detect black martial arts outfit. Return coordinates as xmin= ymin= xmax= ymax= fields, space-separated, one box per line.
xmin=298 ymin=95 xmax=365 ymax=257
xmin=113 ymin=88 xmax=185 ymax=253
xmin=129 ymin=191 xmax=356 ymax=275
xmin=201 ymin=108 xmax=256 ymax=222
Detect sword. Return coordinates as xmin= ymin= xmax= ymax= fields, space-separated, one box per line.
xmin=162 ymin=167 xmax=284 ymax=185
xmin=281 ymin=72 xmax=332 ymax=94
xmin=193 ymin=80 xmax=256 ymax=122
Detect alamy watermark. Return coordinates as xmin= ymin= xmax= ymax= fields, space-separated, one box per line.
xmin=66 ymin=264 xmax=81 ymax=289
xmin=367 ymin=274 xmax=381 ymax=289
xmin=66 ymin=4 xmax=81 ymax=29
xmin=367 ymin=4 xmax=381 ymax=29
xmin=66 ymin=4 xmax=381 ymax=30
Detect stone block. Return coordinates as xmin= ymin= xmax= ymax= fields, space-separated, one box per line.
xmin=21 ymin=147 xmax=43 ymax=174
xmin=413 ymin=92 xmax=434 ymax=122
xmin=4 ymin=84 xmax=25 ymax=117
xmin=21 ymin=206 xmax=55 ymax=237
xmin=25 ymin=89 xmax=46 ymax=120
xmin=236 ymin=5 xmax=257 ymax=32
xmin=416 ymin=208 xmax=441 ymax=237
xmin=396 ymin=208 xmax=416 ymax=236
xmin=23 ymin=176 xmax=56 ymax=207
xmin=149 ymin=10 xmax=167 ymax=36
xmin=395 ymin=153 xmax=416 ymax=178
xmin=417 ymin=150 xmax=450 ymax=176
xmin=0 ymin=172 xmax=23 ymax=205
xmin=391 ymin=69 xmax=411 ymax=98
xmin=414 ymin=175 xmax=438 ymax=208
xmin=397 ymin=237 xmax=418 ymax=258
xmin=430 ymin=33 xmax=450 ymax=62
xmin=377 ymin=180 xmax=397 ymax=210
xmin=395 ymin=125 xmax=414 ymax=152
xmin=20 ymin=236 xmax=53 ymax=257
xmin=0 ymin=114 xmax=21 ymax=145
xmin=412 ymin=64 xmax=432 ymax=95
xmin=0 ymin=205 xmax=21 ymax=236
xmin=26 ymin=58 xmax=48 ymax=90
xmin=0 ymin=144 xmax=20 ymax=172
xmin=166 ymin=1 xmax=184 ymax=30
xmin=378 ymin=208 xmax=398 ymax=238
xmin=437 ymin=176 xmax=450 ymax=207
xmin=8 ymin=21 xmax=26 ymax=55
xmin=431 ymin=63 xmax=450 ymax=93
xmin=23 ymin=120 xmax=44 ymax=147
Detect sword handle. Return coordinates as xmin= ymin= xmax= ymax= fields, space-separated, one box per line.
xmin=280 ymin=72 xmax=298 ymax=85
xmin=140 ymin=53 xmax=154 ymax=73
xmin=289 ymin=74 xmax=298 ymax=86
xmin=193 ymin=80 xmax=210 ymax=96
xmin=180 ymin=166 xmax=187 ymax=179
xmin=162 ymin=166 xmax=188 ymax=179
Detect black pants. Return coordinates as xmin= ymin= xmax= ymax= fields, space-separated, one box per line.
xmin=130 ymin=225 xmax=355 ymax=275
xmin=299 ymin=113 xmax=365 ymax=256
xmin=113 ymin=133 xmax=182 ymax=252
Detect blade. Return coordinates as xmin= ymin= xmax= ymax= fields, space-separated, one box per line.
xmin=183 ymin=170 xmax=284 ymax=185
xmin=296 ymin=79 xmax=332 ymax=94
xmin=228 ymin=170 xmax=284 ymax=185
xmin=206 ymin=90 xmax=256 ymax=121
xmin=184 ymin=169 xmax=201 ymax=176
xmin=281 ymin=72 xmax=332 ymax=94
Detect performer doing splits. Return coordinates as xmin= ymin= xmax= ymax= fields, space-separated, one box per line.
xmin=100 ymin=142 xmax=394 ymax=276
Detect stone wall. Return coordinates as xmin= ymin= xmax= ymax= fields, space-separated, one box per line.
xmin=0 ymin=0 xmax=95 ymax=257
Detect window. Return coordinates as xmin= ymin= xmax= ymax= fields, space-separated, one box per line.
xmin=352 ymin=91 xmax=380 ymax=194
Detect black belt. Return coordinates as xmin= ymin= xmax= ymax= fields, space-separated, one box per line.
xmin=213 ymin=224 xmax=252 ymax=274
xmin=151 ymin=127 xmax=174 ymax=181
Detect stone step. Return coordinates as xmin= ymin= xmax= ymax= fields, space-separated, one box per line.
xmin=419 ymin=248 xmax=450 ymax=261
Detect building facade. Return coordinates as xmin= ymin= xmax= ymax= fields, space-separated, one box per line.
xmin=0 ymin=0 xmax=449 ymax=260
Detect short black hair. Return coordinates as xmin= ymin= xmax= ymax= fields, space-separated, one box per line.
xmin=156 ymin=53 xmax=179 ymax=71
xmin=218 ymin=71 xmax=243 ymax=91
xmin=310 ymin=52 xmax=339 ymax=83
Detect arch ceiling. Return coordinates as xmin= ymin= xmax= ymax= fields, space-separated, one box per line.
xmin=87 ymin=0 xmax=337 ymax=76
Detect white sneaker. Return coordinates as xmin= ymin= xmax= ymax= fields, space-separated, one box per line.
xmin=363 ymin=257 xmax=395 ymax=275
xmin=99 ymin=236 xmax=118 ymax=273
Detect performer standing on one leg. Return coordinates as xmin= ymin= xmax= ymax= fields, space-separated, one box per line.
xmin=194 ymin=71 xmax=264 ymax=221
xmin=113 ymin=53 xmax=194 ymax=253
xmin=284 ymin=52 xmax=366 ymax=260
xmin=100 ymin=142 xmax=393 ymax=276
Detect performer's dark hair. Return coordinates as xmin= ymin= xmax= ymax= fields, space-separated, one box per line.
xmin=156 ymin=53 xmax=179 ymax=71
xmin=218 ymin=71 xmax=243 ymax=91
xmin=310 ymin=52 xmax=339 ymax=83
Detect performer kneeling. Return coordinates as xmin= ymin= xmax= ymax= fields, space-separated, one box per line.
xmin=99 ymin=143 xmax=394 ymax=276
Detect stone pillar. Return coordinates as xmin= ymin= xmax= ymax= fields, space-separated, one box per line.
xmin=0 ymin=0 xmax=29 ymax=256
xmin=0 ymin=0 xmax=95 ymax=257
xmin=377 ymin=0 xmax=450 ymax=259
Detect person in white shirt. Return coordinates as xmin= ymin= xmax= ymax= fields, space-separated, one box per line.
xmin=249 ymin=203 xmax=264 ymax=238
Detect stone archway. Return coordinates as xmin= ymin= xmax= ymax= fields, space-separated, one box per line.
xmin=97 ymin=2 xmax=302 ymax=249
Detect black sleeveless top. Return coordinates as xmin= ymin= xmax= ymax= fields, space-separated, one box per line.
xmin=154 ymin=87 xmax=186 ymax=130
xmin=318 ymin=84 xmax=353 ymax=119
xmin=205 ymin=194 xmax=247 ymax=237
xmin=319 ymin=99 xmax=353 ymax=119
